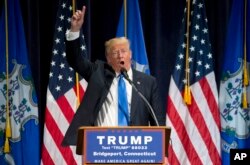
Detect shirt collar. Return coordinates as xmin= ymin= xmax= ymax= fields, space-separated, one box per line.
xmin=126 ymin=68 xmax=132 ymax=80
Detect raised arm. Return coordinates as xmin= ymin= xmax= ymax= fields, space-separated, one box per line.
xmin=66 ymin=5 xmax=95 ymax=80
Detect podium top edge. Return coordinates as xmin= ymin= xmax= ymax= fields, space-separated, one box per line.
xmin=78 ymin=126 xmax=171 ymax=130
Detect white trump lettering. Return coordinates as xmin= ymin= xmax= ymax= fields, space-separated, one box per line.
xmin=96 ymin=136 xmax=105 ymax=144
xmin=144 ymin=136 xmax=153 ymax=144
xmin=118 ymin=136 xmax=128 ymax=145
xmin=108 ymin=136 xmax=117 ymax=145
xmin=130 ymin=136 xmax=141 ymax=144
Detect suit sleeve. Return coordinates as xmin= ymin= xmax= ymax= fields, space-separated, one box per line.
xmin=66 ymin=37 xmax=96 ymax=81
xmin=150 ymin=78 xmax=166 ymax=126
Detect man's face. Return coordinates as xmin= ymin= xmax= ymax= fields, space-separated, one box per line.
xmin=106 ymin=43 xmax=132 ymax=73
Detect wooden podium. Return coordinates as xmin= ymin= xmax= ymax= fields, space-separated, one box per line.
xmin=76 ymin=126 xmax=171 ymax=165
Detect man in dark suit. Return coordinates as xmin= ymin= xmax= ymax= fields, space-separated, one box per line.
xmin=62 ymin=6 xmax=166 ymax=146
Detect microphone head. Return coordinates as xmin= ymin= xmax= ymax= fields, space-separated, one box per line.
xmin=120 ymin=67 xmax=129 ymax=79
xmin=120 ymin=67 xmax=133 ymax=85
xmin=120 ymin=67 xmax=127 ymax=73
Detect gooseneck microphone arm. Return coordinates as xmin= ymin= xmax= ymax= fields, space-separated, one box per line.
xmin=120 ymin=68 xmax=160 ymax=126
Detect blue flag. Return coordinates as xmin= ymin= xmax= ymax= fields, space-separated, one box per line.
xmin=219 ymin=0 xmax=250 ymax=164
xmin=116 ymin=0 xmax=150 ymax=74
xmin=0 ymin=0 xmax=40 ymax=164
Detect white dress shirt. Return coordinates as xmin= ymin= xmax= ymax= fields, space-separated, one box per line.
xmin=95 ymin=69 xmax=132 ymax=126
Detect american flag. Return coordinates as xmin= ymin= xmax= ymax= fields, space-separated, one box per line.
xmin=41 ymin=0 xmax=87 ymax=164
xmin=166 ymin=0 xmax=221 ymax=164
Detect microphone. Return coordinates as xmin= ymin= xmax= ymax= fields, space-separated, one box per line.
xmin=120 ymin=68 xmax=160 ymax=126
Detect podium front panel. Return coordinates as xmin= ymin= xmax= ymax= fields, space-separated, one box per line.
xmin=81 ymin=127 xmax=167 ymax=164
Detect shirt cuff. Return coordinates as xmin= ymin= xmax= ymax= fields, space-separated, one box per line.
xmin=66 ymin=30 xmax=80 ymax=41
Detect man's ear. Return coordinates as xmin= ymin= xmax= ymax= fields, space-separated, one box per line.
xmin=106 ymin=55 xmax=111 ymax=64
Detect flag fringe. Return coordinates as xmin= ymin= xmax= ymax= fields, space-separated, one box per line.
xmin=184 ymin=85 xmax=191 ymax=105
xmin=243 ymin=91 xmax=248 ymax=109
xmin=243 ymin=67 xmax=249 ymax=85
xmin=4 ymin=138 xmax=10 ymax=153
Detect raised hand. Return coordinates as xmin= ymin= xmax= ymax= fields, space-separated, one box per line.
xmin=70 ymin=5 xmax=86 ymax=32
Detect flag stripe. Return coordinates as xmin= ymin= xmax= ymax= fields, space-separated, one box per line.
xmin=193 ymin=75 xmax=221 ymax=154
xmin=167 ymin=79 xmax=203 ymax=164
xmin=41 ymin=143 xmax=54 ymax=165
xmin=168 ymin=145 xmax=181 ymax=165
xmin=43 ymin=88 xmax=83 ymax=164
xmin=64 ymin=87 xmax=78 ymax=113
xmin=57 ymin=93 xmax=75 ymax=123
xmin=72 ymin=80 xmax=86 ymax=105
xmin=167 ymin=117 xmax=188 ymax=165
xmin=167 ymin=99 xmax=203 ymax=164
xmin=42 ymin=125 xmax=67 ymax=165
xmin=79 ymin=79 xmax=87 ymax=98
xmin=169 ymin=77 xmax=208 ymax=163
xmin=44 ymin=89 xmax=79 ymax=164
xmin=167 ymin=75 xmax=221 ymax=164
xmin=43 ymin=125 xmax=66 ymax=164
xmin=69 ymin=146 xmax=82 ymax=163
xmin=197 ymin=74 xmax=221 ymax=156
xmin=199 ymin=73 xmax=220 ymax=129
xmin=64 ymin=80 xmax=86 ymax=114
xmin=189 ymin=80 xmax=221 ymax=164
xmin=44 ymin=107 xmax=77 ymax=165
xmin=46 ymin=89 xmax=71 ymax=134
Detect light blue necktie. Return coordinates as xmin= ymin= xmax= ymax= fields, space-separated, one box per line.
xmin=118 ymin=75 xmax=129 ymax=126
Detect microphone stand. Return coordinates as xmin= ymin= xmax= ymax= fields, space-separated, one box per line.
xmin=121 ymin=69 xmax=160 ymax=126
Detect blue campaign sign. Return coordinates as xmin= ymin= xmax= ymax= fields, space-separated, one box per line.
xmin=83 ymin=127 xmax=165 ymax=164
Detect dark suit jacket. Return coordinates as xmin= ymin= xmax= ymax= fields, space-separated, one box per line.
xmin=62 ymin=38 xmax=166 ymax=146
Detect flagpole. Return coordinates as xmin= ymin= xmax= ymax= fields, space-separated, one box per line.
xmin=184 ymin=0 xmax=191 ymax=105
xmin=124 ymin=0 xmax=127 ymax=37
xmin=72 ymin=0 xmax=81 ymax=108
xmin=4 ymin=0 xmax=11 ymax=153
xmin=72 ymin=0 xmax=76 ymax=13
xmin=243 ymin=0 xmax=248 ymax=108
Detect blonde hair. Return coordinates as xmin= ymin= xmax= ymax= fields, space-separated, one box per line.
xmin=105 ymin=37 xmax=130 ymax=56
